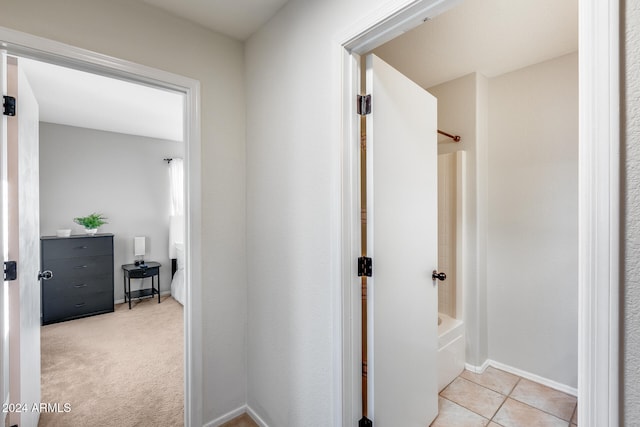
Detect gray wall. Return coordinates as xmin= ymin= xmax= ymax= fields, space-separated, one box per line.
xmin=39 ymin=123 xmax=183 ymax=300
xmin=624 ymin=0 xmax=640 ymax=423
xmin=428 ymin=54 xmax=579 ymax=389
xmin=487 ymin=53 xmax=578 ymax=388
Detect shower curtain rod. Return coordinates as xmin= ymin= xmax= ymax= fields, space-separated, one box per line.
xmin=438 ymin=129 xmax=461 ymax=142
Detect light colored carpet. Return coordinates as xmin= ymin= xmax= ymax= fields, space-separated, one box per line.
xmin=38 ymin=296 xmax=184 ymax=427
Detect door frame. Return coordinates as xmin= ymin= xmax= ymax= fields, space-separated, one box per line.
xmin=0 ymin=26 xmax=203 ymax=427
xmin=338 ymin=1 xmax=620 ymax=426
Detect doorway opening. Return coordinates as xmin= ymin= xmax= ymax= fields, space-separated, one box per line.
xmin=0 ymin=27 xmax=202 ymax=427
xmin=28 ymin=55 xmax=185 ymax=426
xmin=340 ymin=0 xmax=620 ymax=426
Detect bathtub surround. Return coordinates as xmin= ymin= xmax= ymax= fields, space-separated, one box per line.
xmin=438 ymin=313 xmax=465 ymax=392
xmin=437 ymin=151 xmax=467 ymax=391
xmin=437 ymin=152 xmax=460 ymax=319
xmin=426 ymin=73 xmax=490 ymax=368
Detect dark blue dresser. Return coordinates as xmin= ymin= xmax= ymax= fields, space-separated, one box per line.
xmin=40 ymin=233 xmax=114 ymax=325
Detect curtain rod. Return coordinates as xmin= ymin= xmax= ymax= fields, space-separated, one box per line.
xmin=438 ymin=129 xmax=461 ymax=142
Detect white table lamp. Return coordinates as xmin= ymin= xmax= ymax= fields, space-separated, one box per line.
xmin=134 ymin=236 xmax=146 ymax=265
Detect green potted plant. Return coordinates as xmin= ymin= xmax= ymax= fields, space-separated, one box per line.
xmin=74 ymin=213 xmax=108 ymax=235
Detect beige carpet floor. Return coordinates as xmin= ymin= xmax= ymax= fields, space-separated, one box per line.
xmin=38 ymin=296 xmax=184 ymax=427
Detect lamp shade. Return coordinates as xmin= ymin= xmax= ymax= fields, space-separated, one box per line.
xmin=134 ymin=236 xmax=146 ymax=256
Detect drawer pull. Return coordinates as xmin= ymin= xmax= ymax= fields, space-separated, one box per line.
xmin=75 ymin=246 xmax=88 ymax=250
xmin=74 ymin=302 xmax=86 ymax=308
xmin=74 ymin=265 xmax=88 ymax=269
xmin=74 ymin=283 xmax=88 ymax=288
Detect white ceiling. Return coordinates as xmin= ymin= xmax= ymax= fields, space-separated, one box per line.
xmin=373 ymin=0 xmax=578 ymax=89
xmin=17 ymin=0 xmax=576 ymax=142
xmin=17 ymin=0 xmax=290 ymax=141
xmin=19 ymin=58 xmax=184 ymax=142
xmin=139 ymin=0 xmax=290 ymax=40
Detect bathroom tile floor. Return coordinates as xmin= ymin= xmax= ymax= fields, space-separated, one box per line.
xmin=430 ymin=366 xmax=578 ymax=427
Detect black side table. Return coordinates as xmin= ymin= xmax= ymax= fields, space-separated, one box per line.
xmin=121 ymin=262 xmax=161 ymax=309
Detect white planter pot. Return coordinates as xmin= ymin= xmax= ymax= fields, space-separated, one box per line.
xmin=85 ymin=228 xmax=98 ymax=235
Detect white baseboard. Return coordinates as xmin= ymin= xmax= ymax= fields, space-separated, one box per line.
xmin=203 ymin=405 xmax=270 ymax=427
xmin=487 ymin=360 xmax=577 ymax=397
xmin=203 ymin=405 xmax=247 ymax=427
xmin=114 ymin=290 xmax=172 ymax=305
xmin=202 ymin=360 xmax=575 ymax=427
xmin=247 ymin=405 xmax=269 ymax=427
xmin=465 ymin=359 xmax=490 ymax=374
xmin=465 ymin=359 xmax=577 ymax=397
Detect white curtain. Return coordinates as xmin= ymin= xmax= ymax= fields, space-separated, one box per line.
xmin=168 ymin=158 xmax=185 ymax=258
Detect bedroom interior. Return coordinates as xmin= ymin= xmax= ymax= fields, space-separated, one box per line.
xmin=17 ymin=56 xmax=188 ymax=425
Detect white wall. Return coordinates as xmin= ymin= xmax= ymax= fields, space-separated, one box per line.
xmin=245 ymin=1 xmax=420 ymax=425
xmin=0 ymin=0 xmax=247 ymax=423
xmin=487 ymin=53 xmax=578 ymax=388
xmin=624 ymin=1 xmax=640 ymax=423
xmin=39 ymin=123 xmax=183 ymax=301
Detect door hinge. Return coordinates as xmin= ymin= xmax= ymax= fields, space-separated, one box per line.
xmin=358 ymin=257 xmax=372 ymax=277
xmin=3 ymin=95 xmax=16 ymax=116
xmin=357 ymin=94 xmax=371 ymax=115
xmin=4 ymin=261 xmax=17 ymax=281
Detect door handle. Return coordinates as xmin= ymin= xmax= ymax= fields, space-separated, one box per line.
xmin=432 ymin=271 xmax=446 ymax=281
xmin=38 ymin=270 xmax=54 ymax=281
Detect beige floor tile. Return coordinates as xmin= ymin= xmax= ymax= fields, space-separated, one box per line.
xmin=441 ymin=377 xmax=507 ymax=419
xmin=430 ymin=397 xmax=489 ymax=427
xmin=460 ymin=367 xmax=520 ymax=395
xmin=488 ymin=423 xmax=504 ymax=427
xmin=571 ymin=404 xmax=578 ymax=425
xmin=509 ymin=378 xmax=577 ymax=421
xmin=493 ymin=398 xmax=569 ymax=427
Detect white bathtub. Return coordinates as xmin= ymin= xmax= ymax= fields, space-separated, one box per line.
xmin=437 ymin=312 xmax=465 ymax=391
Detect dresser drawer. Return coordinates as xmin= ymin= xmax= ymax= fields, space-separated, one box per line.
xmin=42 ymin=275 xmax=113 ymax=300
xmin=42 ymin=290 xmax=113 ymax=325
xmin=41 ymin=236 xmax=113 ymax=260
xmin=127 ymin=266 xmax=160 ymax=279
xmin=43 ymin=255 xmax=112 ymax=281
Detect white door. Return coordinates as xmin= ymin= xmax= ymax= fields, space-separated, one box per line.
xmin=0 ymin=50 xmax=9 ymax=427
xmin=366 ymin=54 xmax=439 ymax=426
xmin=5 ymin=55 xmax=41 ymax=427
